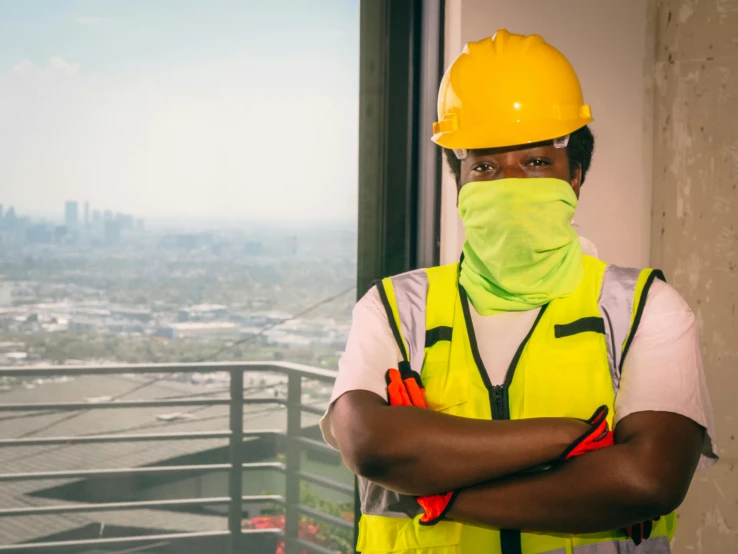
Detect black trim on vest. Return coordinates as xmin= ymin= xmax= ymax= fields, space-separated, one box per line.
xmin=619 ymin=270 xmax=665 ymax=374
xmin=602 ymin=307 xmax=618 ymax=378
xmin=500 ymin=529 xmax=523 ymax=554
xmin=459 ymin=285 xmax=549 ymax=554
xmin=503 ymin=306 xmax=549 ymax=384
xmin=425 ymin=326 xmax=453 ymax=348
xmin=459 ymin=285 xmax=495 ymax=396
xmin=502 ymin=304 xmax=549 ymax=404
xmin=554 ymin=317 xmax=606 ymax=338
xmin=374 ymin=280 xmax=409 ymax=363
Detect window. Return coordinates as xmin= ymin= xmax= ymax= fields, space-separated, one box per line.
xmin=0 ymin=2 xmax=360 ymax=553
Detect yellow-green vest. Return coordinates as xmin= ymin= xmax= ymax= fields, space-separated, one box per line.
xmin=357 ymin=255 xmax=676 ymax=554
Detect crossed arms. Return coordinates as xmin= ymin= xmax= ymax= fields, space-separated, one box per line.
xmin=331 ymin=390 xmax=704 ymax=534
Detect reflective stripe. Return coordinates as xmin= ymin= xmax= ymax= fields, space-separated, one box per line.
xmin=359 ymin=476 xmax=421 ymax=517
xmin=390 ymin=270 xmax=430 ymax=375
xmin=360 ymin=270 xmax=428 ymax=520
xmin=570 ymin=537 xmax=671 ymax=553
xmin=363 ymin=262 xmax=676 ymax=553
xmin=598 ymin=265 xmax=640 ymax=394
xmin=389 ymin=263 xmax=644 ymax=392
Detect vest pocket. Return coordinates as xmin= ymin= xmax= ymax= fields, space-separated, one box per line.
xmin=358 ymin=514 xmax=463 ymax=553
xmin=516 ymin=334 xmax=613 ymax=421
xmin=421 ymin=342 xmax=469 ymax=413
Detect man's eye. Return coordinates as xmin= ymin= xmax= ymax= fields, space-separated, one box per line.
xmin=527 ymin=158 xmax=551 ymax=167
xmin=472 ymin=163 xmax=495 ymax=172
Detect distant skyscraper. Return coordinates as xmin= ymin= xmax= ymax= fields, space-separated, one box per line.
xmin=135 ymin=218 xmax=145 ymax=231
xmin=104 ymin=210 xmax=113 ymax=221
xmin=0 ymin=204 xmax=4 ymax=219
xmin=93 ymin=210 xmax=102 ymax=224
xmin=105 ymin=221 xmax=122 ymax=245
xmin=84 ymin=202 xmax=90 ymax=229
xmin=65 ymin=201 xmax=79 ymax=228
xmin=121 ymin=214 xmax=134 ymax=230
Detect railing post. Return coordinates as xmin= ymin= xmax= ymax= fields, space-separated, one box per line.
xmin=284 ymin=373 xmax=302 ymax=554
xmin=228 ymin=367 xmax=244 ymax=554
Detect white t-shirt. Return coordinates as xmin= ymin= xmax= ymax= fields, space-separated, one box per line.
xmin=321 ymin=241 xmax=718 ymax=470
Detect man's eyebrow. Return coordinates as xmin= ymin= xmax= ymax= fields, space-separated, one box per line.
xmin=470 ymin=142 xmax=555 ymax=157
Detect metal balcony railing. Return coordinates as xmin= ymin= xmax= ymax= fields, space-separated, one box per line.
xmin=0 ymin=362 xmax=351 ymax=554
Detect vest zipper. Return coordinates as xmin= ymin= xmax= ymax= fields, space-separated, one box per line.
xmin=459 ymin=285 xmax=550 ymax=554
xmin=491 ymin=385 xmax=505 ymax=420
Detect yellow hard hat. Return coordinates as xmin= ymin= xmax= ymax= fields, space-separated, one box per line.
xmin=432 ymin=29 xmax=592 ymax=150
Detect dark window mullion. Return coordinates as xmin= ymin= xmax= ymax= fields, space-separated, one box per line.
xmin=355 ymin=1 xmax=444 ymax=549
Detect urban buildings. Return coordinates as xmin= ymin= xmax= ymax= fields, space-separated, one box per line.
xmin=65 ymin=201 xmax=79 ymax=229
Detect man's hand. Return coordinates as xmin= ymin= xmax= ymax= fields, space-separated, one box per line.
xmin=380 ymin=370 xmax=704 ymax=545
xmin=386 ymin=365 xmax=427 ymax=408
xmin=386 ymin=367 xmax=615 ymax=525
xmin=385 ymin=366 xmax=460 ymax=524
xmin=418 ymin=491 xmax=459 ymax=525
xmin=624 ymin=518 xmax=659 ymax=545
xmin=557 ymin=405 xmax=614 ymax=462
xmin=333 ymin=372 xmax=605 ymax=497
xmin=446 ymin=411 xmax=704 ymax=534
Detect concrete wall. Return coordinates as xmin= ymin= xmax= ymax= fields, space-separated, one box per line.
xmin=441 ymin=0 xmax=737 ymax=551
xmin=649 ymin=0 xmax=738 ymax=551
xmin=440 ymin=0 xmax=654 ymax=267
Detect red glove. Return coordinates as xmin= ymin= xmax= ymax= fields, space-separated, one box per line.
xmin=386 ymin=363 xmax=427 ymax=408
xmin=385 ymin=363 xmax=456 ymax=525
xmin=557 ymin=405 xmax=614 ymax=461
xmin=623 ymin=517 xmax=659 ymax=545
xmin=417 ymin=491 xmax=459 ymax=525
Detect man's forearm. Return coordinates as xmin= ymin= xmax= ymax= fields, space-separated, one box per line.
xmin=333 ymin=391 xmax=587 ymax=496
xmin=448 ymin=445 xmax=662 ymax=533
xmin=448 ymin=414 xmax=704 ymax=534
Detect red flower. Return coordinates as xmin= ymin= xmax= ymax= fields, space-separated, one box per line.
xmin=243 ymin=515 xmax=320 ymax=554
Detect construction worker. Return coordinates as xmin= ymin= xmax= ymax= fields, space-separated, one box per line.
xmin=321 ymin=30 xmax=717 ymax=553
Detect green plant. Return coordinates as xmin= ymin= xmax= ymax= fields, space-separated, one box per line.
xmin=300 ymin=484 xmax=354 ymax=553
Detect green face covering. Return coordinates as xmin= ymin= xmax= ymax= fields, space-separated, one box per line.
xmin=458 ymin=177 xmax=583 ymax=315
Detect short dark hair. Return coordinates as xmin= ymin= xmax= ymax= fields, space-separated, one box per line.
xmin=443 ymin=125 xmax=596 ymax=186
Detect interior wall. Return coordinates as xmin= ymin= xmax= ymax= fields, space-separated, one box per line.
xmin=440 ymin=0 xmax=653 ymax=267
xmin=649 ymin=0 xmax=738 ymax=552
xmin=440 ymin=1 xmax=737 ymax=551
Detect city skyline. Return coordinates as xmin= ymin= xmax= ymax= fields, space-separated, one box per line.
xmin=0 ymin=199 xmax=357 ymax=230
xmin=1 ymin=199 xmax=143 ymax=226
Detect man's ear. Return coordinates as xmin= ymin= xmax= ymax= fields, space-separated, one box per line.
xmin=570 ymin=164 xmax=583 ymax=199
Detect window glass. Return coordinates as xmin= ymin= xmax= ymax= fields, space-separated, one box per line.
xmin=0 ymin=2 xmax=359 ymax=552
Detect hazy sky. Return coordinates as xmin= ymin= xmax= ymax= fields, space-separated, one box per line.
xmin=0 ymin=0 xmax=359 ymax=223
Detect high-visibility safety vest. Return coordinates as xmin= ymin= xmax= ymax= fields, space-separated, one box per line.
xmin=357 ymin=255 xmax=677 ymax=554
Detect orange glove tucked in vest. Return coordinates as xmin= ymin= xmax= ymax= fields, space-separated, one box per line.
xmin=385 ymin=364 xmax=457 ymax=525
xmin=384 ymin=365 xmax=615 ymax=526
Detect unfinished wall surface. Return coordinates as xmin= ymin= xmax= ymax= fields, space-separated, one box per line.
xmin=440 ymin=0 xmax=653 ymax=267
xmin=650 ymin=1 xmax=738 ymax=552
xmin=441 ymin=0 xmax=738 ymax=550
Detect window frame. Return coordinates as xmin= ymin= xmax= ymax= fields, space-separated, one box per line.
xmin=355 ymin=0 xmax=444 ymax=547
